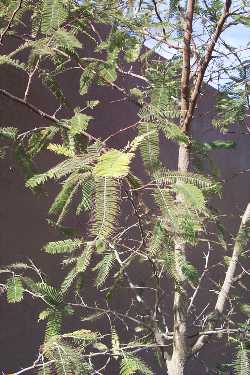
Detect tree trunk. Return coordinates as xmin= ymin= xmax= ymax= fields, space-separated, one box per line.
xmin=167 ymin=352 xmax=185 ymax=375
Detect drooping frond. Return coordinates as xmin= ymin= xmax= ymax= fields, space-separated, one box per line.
xmin=153 ymin=187 xmax=203 ymax=245
xmin=47 ymin=143 xmax=75 ymax=157
xmin=43 ymin=238 xmax=83 ymax=254
xmin=62 ymin=329 xmax=98 ymax=344
xmin=173 ymin=182 xmax=206 ymax=211
xmin=0 ymin=55 xmax=27 ymax=72
xmin=42 ymin=331 xmax=94 ymax=374
xmin=6 ymin=275 xmax=24 ymax=303
xmin=120 ymin=354 xmax=153 ymax=375
xmin=26 ymin=156 xmax=91 ymax=189
xmin=0 ymin=127 xmax=18 ymax=140
xmin=76 ymin=177 xmax=95 ymax=214
xmin=91 ymin=177 xmax=120 ymax=240
xmin=45 ymin=309 xmax=63 ymax=339
xmin=148 ymin=220 xmax=174 ymax=257
xmin=138 ymin=122 xmax=160 ymax=173
xmin=233 ymin=345 xmax=250 ymax=375
xmin=154 ymin=168 xmax=220 ymax=191
xmin=48 ymin=174 xmax=80 ymax=219
xmin=159 ymin=122 xmax=189 ymax=145
xmin=61 ymin=243 xmax=94 ymax=292
xmin=93 ymin=252 xmax=116 ymax=288
xmin=41 ymin=0 xmax=67 ymax=34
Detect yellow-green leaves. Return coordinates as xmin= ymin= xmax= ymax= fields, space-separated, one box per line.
xmin=69 ymin=113 xmax=93 ymax=136
xmin=41 ymin=0 xmax=67 ymax=34
xmin=53 ymin=29 xmax=81 ymax=51
xmin=47 ymin=143 xmax=74 ymax=157
xmin=174 ymin=182 xmax=206 ymax=211
xmin=93 ymin=149 xmax=134 ymax=178
xmin=6 ymin=275 xmax=24 ymax=303
xmin=99 ymin=64 xmax=117 ymax=83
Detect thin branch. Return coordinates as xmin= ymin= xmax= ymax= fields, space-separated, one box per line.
xmin=192 ymin=202 xmax=250 ymax=355
xmin=0 ymin=0 xmax=23 ymax=45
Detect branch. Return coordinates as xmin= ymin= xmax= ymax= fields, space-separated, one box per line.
xmin=192 ymin=202 xmax=250 ymax=355
xmin=0 ymin=88 xmax=60 ymax=124
xmin=182 ymin=0 xmax=232 ymax=132
xmin=0 ymin=0 xmax=23 ymax=45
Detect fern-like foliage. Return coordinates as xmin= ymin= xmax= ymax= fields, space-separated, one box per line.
xmin=47 ymin=143 xmax=75 ymax=157
xmin=43 ymin=238 xmax=83 ymax=254
xmin=76 ymin=177 xmax=95 ymax=214
xmin=37 ymin=282 xmax=64 ymax=307
xmin=154 ymin=168 xmax=220 ymax=192
xmin=26 ymin=156 xmax=91 ymax=189
xmin=0 ymin=127 xmax=18 ymax=140
xmin=138 ymin=122 xmax=160 ymax=173
xmin=91 ymin=177 xmax=120 ymax=240
xmin=233 ymin=345 xmax=250 ymax=375
xmin=41 ymin=0 xmax=67 ymax=34
xmin=49 ymin=173 xmax=82 ymax=223
xmin=6 ymin=275 xmax=24 ymax=303
xmin=120 ymin=354 xmax=153 ymax=375
xmin=154 ymin=187 xmax=203 ymax=245
xmin=173 ymin=182 xmax=206 ymax=212
xmin=93 ymin=252 xmax=116 ymax=288
xmin=53 ymin=29 xmax=81 ymax=52
xmin=147 ymin=220 xmax=174 ymax=257
xmin=61 ymin=242 xmax=94 ymax=292
xmin=41 ymin=331 xmax=95 ymax=374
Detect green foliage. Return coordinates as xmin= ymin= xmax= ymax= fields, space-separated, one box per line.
xmin=6 ymin=275 xmax=24 ymax=303
xmin=93 ymin=149 xmax=134 ymax=178
xmin=173 ymin=182 xmax=206 ymax=211
xmin=154 ymin=168 xmax=220 ymax=191
xmin=26 ymin=156 xmax=90 ymax=188
xmin=92 ymin=177 xmax=120 ymax=240
xmin=0 ymin=127 xmax=18 ymax=140
xmin=41 ymin=0 xmax=67 ymax=34
xmin=160 ymin=122 xmax=189 ymax=144
xmin=48 ymin=174 xmax=81 ymax=223
xmin=47 ymin=143 xmax=75 ymax=157
xmin=148 ymin=220 xmax=174 ymax=257
xmin=93 ymin=252 xmax=116 ymax=288
xmin=120 ymin=354 xmax=153 ymax=375
xmin=1 ymin=1 xmax=250 ymax=374
xmin=43 ymin=238 xmax=83 ymax=254
xmin=37 ymin=282 xmax=64 ymax=307
xmin=233 ymin=345 xmax=250 ymax=375
xmin=138 ymin=122 xmax=160 ymax=173
xmin=61 ymin=242 xmax=94 ymax=292
xmin=76 ymin=177 xmax=94 ymax=214
xmin=53 ymin=29 xmax=81 ymax=51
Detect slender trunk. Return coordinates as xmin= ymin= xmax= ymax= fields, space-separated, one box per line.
xmin=167 ymin=351 xmax=185 ymax=375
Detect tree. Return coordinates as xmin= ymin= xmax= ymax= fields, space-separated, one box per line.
xmin=0 ymin=0 xmax=250 ymax=374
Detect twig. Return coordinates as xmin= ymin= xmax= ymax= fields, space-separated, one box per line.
xmin=0 ymin=0 xmax=23 ymax=45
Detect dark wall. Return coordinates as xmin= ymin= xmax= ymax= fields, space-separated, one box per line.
xmin=0 ymin=33 xmax=250 ymax=374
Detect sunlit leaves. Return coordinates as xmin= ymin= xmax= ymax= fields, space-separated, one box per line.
xmin=93 ymin=149 xmax=134 ymax=178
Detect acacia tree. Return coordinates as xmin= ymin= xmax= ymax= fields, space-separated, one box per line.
xmin=0 ymin=0 xmax=250 ymax=374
